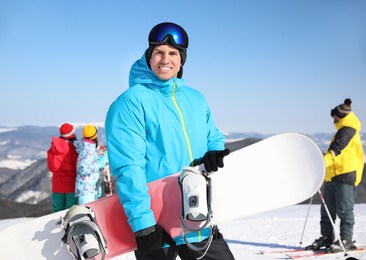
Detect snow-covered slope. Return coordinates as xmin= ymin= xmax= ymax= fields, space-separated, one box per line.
xmin=1 ymin=204 xmax=365 ymax=259
xmin=117 ymin=204 xmax=366 ymax=260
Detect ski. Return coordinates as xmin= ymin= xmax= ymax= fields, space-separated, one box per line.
xmin=260 ymin=248 xmax=307 ymax=254
xmin=286 ymin=246 xmax=366 ymax=259
xmin=261 ymin=246 xmax=366 ymax=258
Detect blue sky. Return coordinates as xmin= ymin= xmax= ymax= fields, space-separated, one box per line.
xmin=1 ymin=0 xmax=365 ymax=134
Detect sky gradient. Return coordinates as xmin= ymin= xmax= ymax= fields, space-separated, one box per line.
xmin=1 ymin=0 xmax=365 ymax=134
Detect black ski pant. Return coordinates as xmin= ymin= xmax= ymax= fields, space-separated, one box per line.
xmin=320 ymin=181 xmax=357 ymax=240
xmin=134 ymin=228 xmax=235 ymax=260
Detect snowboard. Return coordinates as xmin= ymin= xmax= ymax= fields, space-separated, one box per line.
xmin=0 ymin=133 xmax=325 ymax=259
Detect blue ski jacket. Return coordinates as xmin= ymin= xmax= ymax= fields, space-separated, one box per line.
xmin=105 ymin=52 xmax=225 ymax=245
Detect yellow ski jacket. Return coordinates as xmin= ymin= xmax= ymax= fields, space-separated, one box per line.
xmin=324 ymin=112 xmax=364 ymax=186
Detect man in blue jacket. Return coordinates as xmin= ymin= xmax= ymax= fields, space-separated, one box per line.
xmin=105 ymin=22 xmax=234 ymax=259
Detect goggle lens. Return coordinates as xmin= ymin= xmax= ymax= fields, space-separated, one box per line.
xmin=148 ymin=23 xmax=188 ymax=48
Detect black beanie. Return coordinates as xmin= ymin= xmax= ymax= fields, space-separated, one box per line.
xmin=331 ymin=98 xmax=352 ymax=118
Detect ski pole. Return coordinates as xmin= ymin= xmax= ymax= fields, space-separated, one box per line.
xmin=299 ymin=196 xmax=313 ymax=246
xmin=318 ymin=190 xmax=347 ymax=256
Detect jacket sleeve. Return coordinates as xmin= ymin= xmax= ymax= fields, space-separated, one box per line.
xmin=105 ymin=94 xmax=156 ymax=233
xmin=72 ymin=145 xmax=78 ymax=170
xmin=324 ymin=127 xmax=356 ymax=168
xmin=47 ymin=149 xmax=55 ymax=173
xmin=204 ymin=97 xmax=225 ymax=152
xmin=47 ymin=138 xmax=58 ymax=173
xmin=96 ymin=153 xmax=108 ymax=169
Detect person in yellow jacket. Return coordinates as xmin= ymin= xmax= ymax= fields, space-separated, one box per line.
xmin=307 ymin=98 xmax=364 ymax=252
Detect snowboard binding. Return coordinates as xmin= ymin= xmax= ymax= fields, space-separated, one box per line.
xmin=179 ymin=166 xmax=214 ymax=257
xmin=58 ymin=205 xmax=108 ymax=260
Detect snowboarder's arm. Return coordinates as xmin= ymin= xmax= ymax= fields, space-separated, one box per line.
xmin=105 ymin=95 xmax=156 ymax=233
xmin=199 ymin=98 xmax=229 ymax=172
xmin=204 ymin=98 xmax=225 ymax=152
xmin=325 ymin=127 xmax=356 ymax=168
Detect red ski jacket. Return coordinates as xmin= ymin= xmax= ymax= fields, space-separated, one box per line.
xmin=47 ymin=137 xmax=78 ymax=193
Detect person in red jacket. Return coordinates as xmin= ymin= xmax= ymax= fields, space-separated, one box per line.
xmin=47 ymin=123 xmax=79 ymax=212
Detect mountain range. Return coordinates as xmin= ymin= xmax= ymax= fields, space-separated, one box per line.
xmin=0 ymin=125 xmax=365 ymax=219
xmin=3 ymin=125 xmax=365 ymax=171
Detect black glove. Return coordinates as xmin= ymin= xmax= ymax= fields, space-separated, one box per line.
xmin=201 ymin=148 xmax=230 ymax=172
xmin=135 ymin=224 xmax=176 ymax=252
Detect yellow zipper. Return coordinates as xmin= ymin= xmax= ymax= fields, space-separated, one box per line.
xmin=172 ymin=82 xmax=201 ymax=240
xmin=172 ymin=82 xmax=201 ymax=242
xmin=172 ymin=82 xmax=194 ymax=167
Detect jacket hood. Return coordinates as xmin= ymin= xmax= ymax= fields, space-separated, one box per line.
xmin=50 ymin=137 xmax=74 ymax=154
xmin=334 ymin=112 xmax=361 ymax=131
xmin=128 ymin=51 xmax=184 ymax=94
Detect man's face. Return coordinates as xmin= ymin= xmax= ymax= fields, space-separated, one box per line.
xmin=333 ymin=115 xmax=341 ymax=123
xmin=150 ymin=44 xmax=182 ymax=81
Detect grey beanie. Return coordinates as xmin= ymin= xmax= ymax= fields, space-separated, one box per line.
xmin=331 ymin=98 xmax=352 ymax=118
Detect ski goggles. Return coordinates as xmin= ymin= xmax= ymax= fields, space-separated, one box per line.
xmin=148 ymin=22 xmax=189 ymax=50
xmin=331 ymin=108 xmax=347 ymax=118
xmin=330 ymin=108 xmax=336 ymax=117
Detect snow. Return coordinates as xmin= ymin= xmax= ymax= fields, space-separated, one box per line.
xmin=15 ymin=190 xmax=50 ymax=204
xmin=0 ymin=128 xmax=17 ymax=133
xmin=69 ymin=122 xmax=105 ymax=128
xmin=0 ymin=217 xmax=32 ymax=231
xmin=0 ymin=159 xmax=36 ymax=170
xmin=0 ymin=140 xmax=10 ymax=146
xmin=1 ymin=204 xmax=365 ymax=259
xmin=225 ymin=138 xmax=247 ymax=143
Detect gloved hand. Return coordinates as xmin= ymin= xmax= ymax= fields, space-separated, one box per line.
xmin=135 ymin=224 xmax=176 ymax=252
xmin=201 ymin=148 xmax=230 ymax=172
